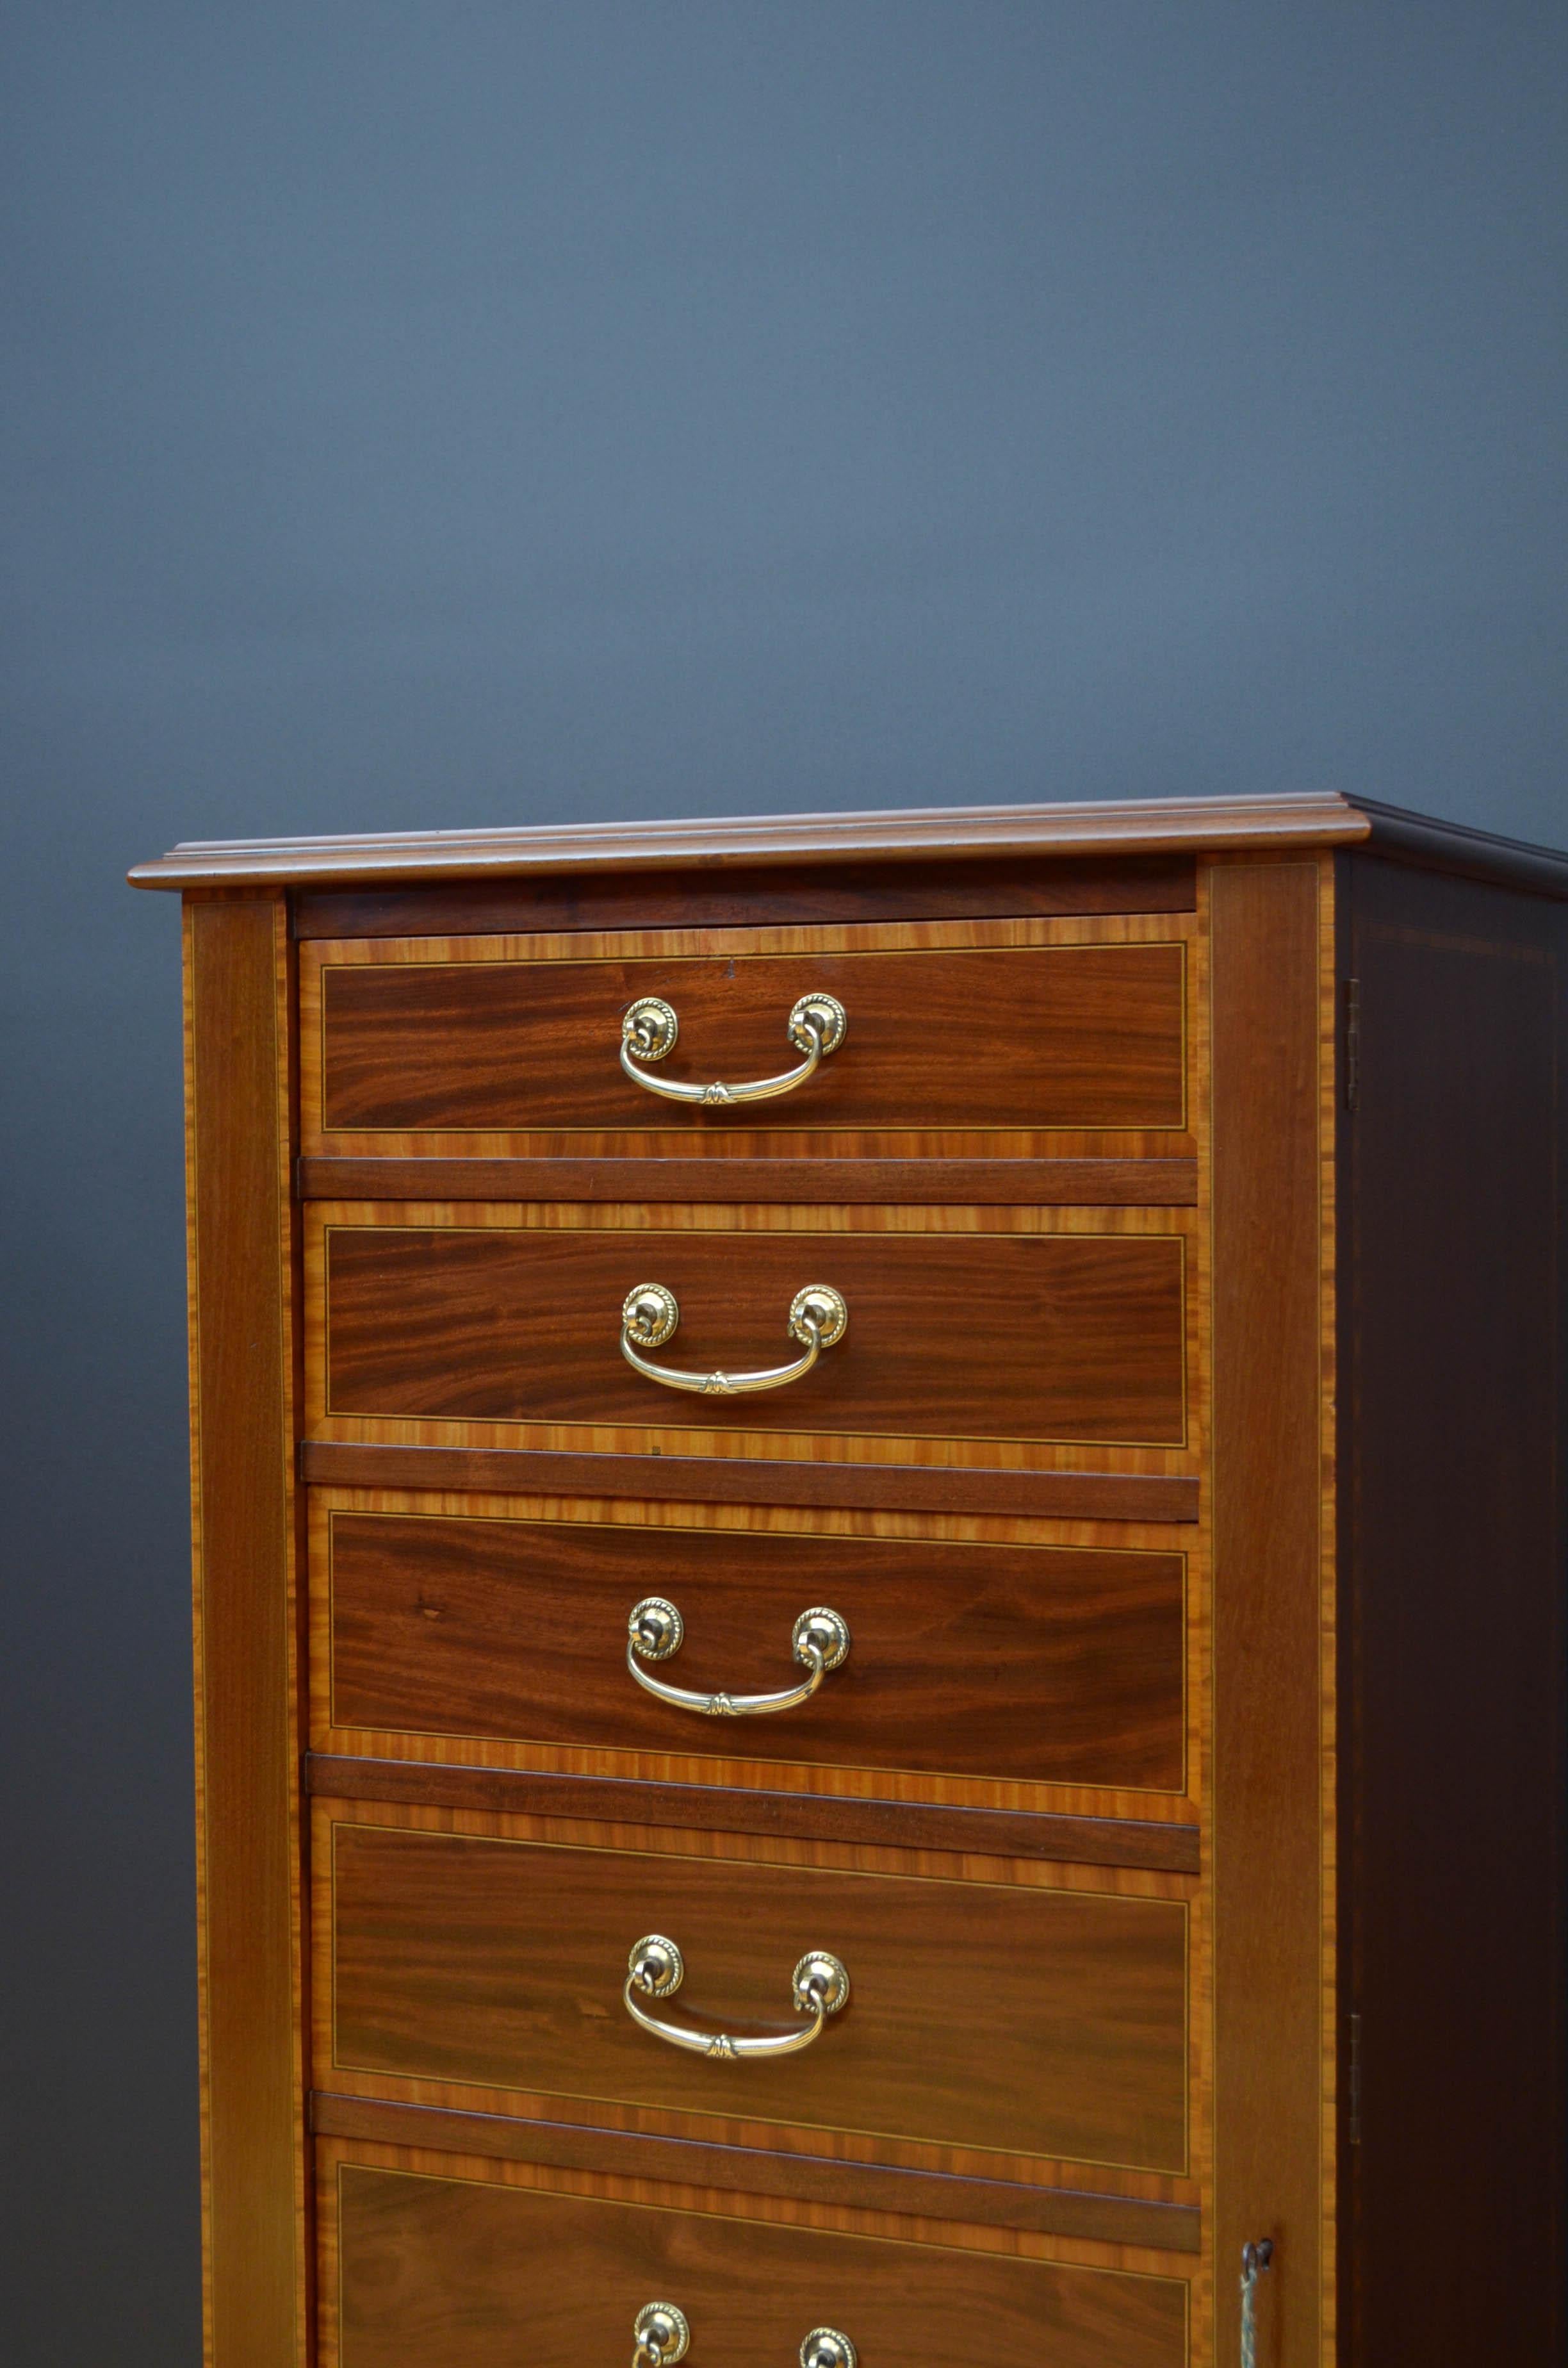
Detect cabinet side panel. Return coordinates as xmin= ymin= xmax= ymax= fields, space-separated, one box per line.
xmin=1339 ymin=856 xmax=1567 ymax=2360
xmin=186 ymin=894 xmax=307 ymax=2365
xmin=1210 ymin=859 xmax=1328 ymax=2365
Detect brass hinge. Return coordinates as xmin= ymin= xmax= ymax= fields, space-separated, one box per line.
xmin=1343 ymin=978 xmax=1361 ymax=1112
xmin=1348 ymin=2009 xmax=1362 ymax=2144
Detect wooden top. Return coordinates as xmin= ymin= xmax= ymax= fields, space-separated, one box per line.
xmin=131 ymin=791 xmax=1364 ymax=885
xmin=127 ymin=789 xmax=1568 ymax=897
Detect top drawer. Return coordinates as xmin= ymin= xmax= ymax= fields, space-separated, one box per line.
xmin=300 ymin=919 xmax=1189 ymax=1156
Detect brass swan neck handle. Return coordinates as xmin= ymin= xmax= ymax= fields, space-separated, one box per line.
xmin=632 ymin=2306 xmax=857 ymax=2368
xmin=623 ymin=1934 xmax=849 ymax=2062
xmin=620 ymin=992 xmax=846 ymax=1107
xmin=627 ymin=1597 xmax=851 ymax=1718
xmin=620 ymin=1283 xmax=847 ymax=1397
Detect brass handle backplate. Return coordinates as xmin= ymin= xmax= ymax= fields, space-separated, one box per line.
xmin=799 ymin=2337 xmax=858 ymax=2368
xmin=620 ymin=992 xmax=847 ymax=1106
xmin=624 ymin=1934 xmax=849 ymax=2061
xmin=628 ymin=1597 xmax=851 ymax=1718
xmin=620 ymin=1282 xmax=847 ymax=1396
xmin=632 ymin=2308 xmax=856 ymax=2368
xmin=633 ymin=2304 xmax=691 ymax=2368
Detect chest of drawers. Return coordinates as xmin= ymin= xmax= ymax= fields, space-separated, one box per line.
xmin=131 ymin=794 xmax=1568 ymax=2367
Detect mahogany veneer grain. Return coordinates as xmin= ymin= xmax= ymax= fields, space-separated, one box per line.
xmin=300 ymin=1438 xmax=1202 ymax=1522
xmin=318 ymin=1508 xmax=1186 ymax=1791
xmin=1209 ymin=859 xmax=1328 ymax=2364
xmin=184 ymin=896 xmax=309 ymax=2365
xmin=297 ymin=1154 xmax=1200 ymax=1205
xmin=310 ymin=2092 xmax=1200 ymax=2249
xmin=323 ymin=1814 xmax=1191 ymax=2176
xmin=323 ymin=2151 xmax=1191 ymax=2368
xmin=306 ymin=1755 xmax=1203 ymax=1875
xmin=315 ymin=941 xmax=1186 ymax=1136
xmin=320 ymin=1222 xmax=1189 ymax=1446
xmin=291 ymin=851 xmax=1198 ymax=937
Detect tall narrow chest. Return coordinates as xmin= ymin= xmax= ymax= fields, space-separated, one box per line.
xmin=131 ymin=793 xmax=1568 ymax=2367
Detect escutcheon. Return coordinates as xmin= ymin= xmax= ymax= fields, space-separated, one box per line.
xmin=633 ymin=2303 xmax=691 ymax=2368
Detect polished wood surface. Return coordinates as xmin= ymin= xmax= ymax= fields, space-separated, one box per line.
xmin=185 ymin=894 xmax=309 ymax=2367
xmin=136 ymin=796 xmax=1568 ymax=902
xmin=146 ymin=802 xmax=1568 ymax=2368
xmin=320 ymin=2150 xmax=1190 ymax=2368
xmin=299 ymin=914 xmax=1196 ymax=1170
xmin=131 ymin=787 xmax=1371 ymax=887
xmin=318 ymin=1218 xmax=1188 ymax=1446
xmin=310 ymin=2094 xmax=1201 ymax=2253
xmin=319 ymin=1504 xmax=1186 ymax=1789
xmin=304 ymin=1477 xmax=1205 ymax=1845
xmin=316 ymin=940 xmax=1186 ymax=1135
xmin=323 ymin=1809 xmax=1191 ymax=2176
xmin=313 ymin=1718 xmax=1205 ymax=2217
xmin=1352 ymin=795 xmax=1568 ymax=900
xmin=306 ymin=1474 xmax=1205 ymax=1844
xmin=1336 ymin=855 xmax=1567 ymax=2363
xmin=298 ymin=1153 xmax=1200 ymax=1205
xmin=1209 ymin=859 xmax=1331 ymax=2365
xmin=307 ymin=1755 xmax=1203 ymax=1875
xmin=302 ymin=1438 xmax=1202 ymax=1523
xmin=293 ymin=850 xmax=1198 ymax=937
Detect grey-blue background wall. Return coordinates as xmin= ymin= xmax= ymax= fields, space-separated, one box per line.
xmin=2 ymin=4 xmax=1564 ymax=2356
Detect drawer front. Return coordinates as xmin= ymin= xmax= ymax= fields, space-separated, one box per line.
xmin=321 ymin=1507 xmax=1187 ymax=1791
xmin=310 ymin=939 xmax=1187 ymax=1139
xmin=316 ymin=1219 xmax=1188 ymax=1449
xmin=325 ymin=2152 xmax=1189 ymax=2368
xmin=325 ymin=1815 xmax=1190 ymax=2175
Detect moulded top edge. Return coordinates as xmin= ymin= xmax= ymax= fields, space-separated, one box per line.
xmin=129 ymin=790 xmax=1376 ymax=889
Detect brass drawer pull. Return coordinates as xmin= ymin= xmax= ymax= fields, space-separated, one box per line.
xmin=621 ymin=1282 xmax=847 ymax=1396
xmin=800 ymin=2335 xmax=857 ymax=2368
xmin=633 ymin=2304 xmax=691 ymax=2368
xmin=633 ymin=2306 xmax=856 ymax=2368
xmin=628 ymin=1597 xmax=851 ymax=1718
xmin=624 ymin=1934 xmax=850 ymax=2061
xmin=621 ymin=992 xmax=847 ymax=1106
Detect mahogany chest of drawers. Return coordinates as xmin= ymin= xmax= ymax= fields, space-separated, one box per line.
xmin=131 ymin=794 xmax=1568 ymax=2367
